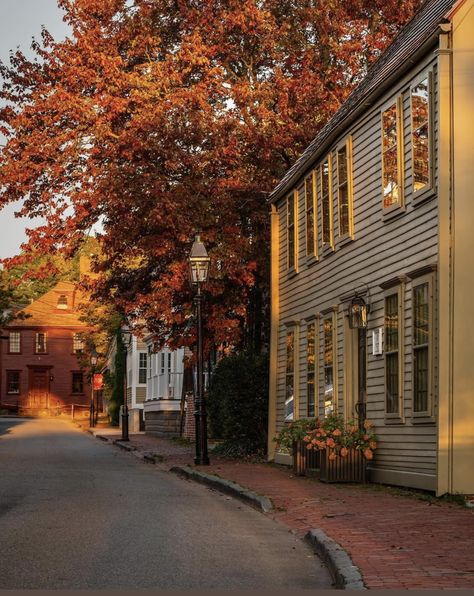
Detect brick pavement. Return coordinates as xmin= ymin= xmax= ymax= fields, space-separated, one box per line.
xmin=93 ymin=430 xmax=474 ymax=590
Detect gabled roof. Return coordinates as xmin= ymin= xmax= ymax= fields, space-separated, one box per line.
xmin=8 ymin=281 xmax=87 ymax=328
xmin=269 ymin=0 xmax=456 ymax=203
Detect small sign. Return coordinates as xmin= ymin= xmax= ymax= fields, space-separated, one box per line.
xmin=372 ymin=328 xmax=383 ymax=356
xmin=93 ymin=373 xmax=104 ymax=390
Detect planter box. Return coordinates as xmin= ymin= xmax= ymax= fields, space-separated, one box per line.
xmin=319 ymin=448 xmax=367 ymax=483
xmin=292 ymin=441 xmax=321 ymax=476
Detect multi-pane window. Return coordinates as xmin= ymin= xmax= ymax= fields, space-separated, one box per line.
xmin=385 ymin=293 xmax=400 ymax=414
xmin=72 ymin=372 xmax=84 ymax=394
xmin=323 ymin=317 xmax=335 ymax=416
xmin=413 ymin=282 xmax=430 ymax=413
xmin=337 ymin=139 xmax=353 ymax=238
xmin=306 ymin=322 xmax=316 ymax=417
xmin=7 ymin=371 xmax=20 ymax=394
xmin=382 ymin=98 xmax=403 ymax=209
xmin=167 ymin=352 xmax=172 ymax=376
xmin=35 ymin=333 xmax=47 ymax=354
xmin=321 ymin=156 xmax=333 ymax=247
xmin=73 ymin=333 xmax=84 ymax=354
xmin=285 ymin=330 xmax=295 ymax=421
xmin=287 ymin=191 xmax=297 ymax=269
xmin=160 ymin=353 xmax=165 ymax=375
xmin=411 ymin=76 xmax=431 ymax=193
xmin=305 ymin=172 xmax=316 ymax=257
xmin=139 ymin=353 xmax=147 ymax=384
xmin=9 ymin=332 xmax=21 ymax=353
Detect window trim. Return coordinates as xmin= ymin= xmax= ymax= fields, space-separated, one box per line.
xmin=286 ymin=189 xmax=298 ymax=272
xmin=35 ymin=332 xmax=48 ymax=355
xmin=410 ymin=70 xmax=435 ymax=202
xmin=337 ymin=136 xmax=354 ymax=240
xmin=305 ymin=170 xmax=318 ymax=261
xmin=72 ymin=333 xmax=84 ymax=354
xmin=6 ymin=370 xmax=21 ymax=394
xmin=8 ymin=331 xmax=21 ymax=355
xmin=383 ymin=283 xmax=405 ymax=422
xmin=410 ymin=272 xmax=435 ymax=421
xmin=320 ymin=154 xmax=334 ymax=251
xmin=138 ymin=352 xmax=148 ymax=385
xmin=381 ymin=95 xmax=405 ymax=214
xmin=322 ymin=308 xmax=337 ymax=417
xmin=305 ymin=316 xmax=319 ymax=418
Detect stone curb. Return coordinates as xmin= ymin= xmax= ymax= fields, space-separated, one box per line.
xmin=305 ymin=529 xmax=366 ymax=590
xmin=170 ymin=465 xmax=273 ymax=513
xmin=112 ymin=439 xmax=136 ymax=452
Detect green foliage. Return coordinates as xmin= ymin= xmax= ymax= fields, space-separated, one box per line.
xmin=107 ymin=330 xmax=125 ymax=426
xmin=207 ymin=351 xmax=269 ymax=457
xmin=274 ymin=418 xmax=319 ymax=451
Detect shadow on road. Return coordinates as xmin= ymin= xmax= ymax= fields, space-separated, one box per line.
xmin=0 ymin=416 xmax=31 ymax=437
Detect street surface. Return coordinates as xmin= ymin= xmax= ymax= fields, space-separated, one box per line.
xmin=0 ymin=417 xmax=332 ymax=589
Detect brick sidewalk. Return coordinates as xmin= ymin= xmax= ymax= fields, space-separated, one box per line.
xmin=94 ymin=430 xmax=474 ymax=590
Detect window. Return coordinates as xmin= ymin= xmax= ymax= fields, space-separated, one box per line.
xmin=305 ymin=171 xmax=317 ymax=257
xmin=9 ymin=332 xmax=21 ymax=354
xmin=7 ymin=371 xmax=20 ymax=394
xmin=321 ymin=156 xmax=334 ymax=248
xmin=413 ymin=281 xmax=431 ymax=414
xmin=147 ymin=346 xmax=152 ymax=379
xmin=72 ymin=372 xmax=84 ymax=394
xmin=35 ymin=333 xmax=47 ymax=354
xmin=323 ymin=316 xmax=335 ymax=416
xmin=382 ymin=98 xmax=403 ymax=209
xmin=167 ymin=352 xmax=172 ymax=376
xmin=337 ymin=138 xmax=354 ymax=238
xmin=287 ymin=190 xmax=297 ymax=269
xmin=285 ymin=330 xmax=295 ymax=421
xmin=411 ymin=75 xmax=432 ymax=194
xmin=139 ymin=353 xmax=147 ymax=384
xmin=57 ymin=295 xmax=68 ymax=309
xmin=160 ymin=353 xmax=165 ymax=375
xmin=385 ymin=292 xmax=401 ymax=415
xmin=306 ymin=322 xmax=316 ymax=417
xmin=73 ymin=333 xmax=84 ymax=354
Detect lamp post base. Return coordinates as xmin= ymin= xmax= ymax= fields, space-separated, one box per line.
xmin=121 ymin=407 xmax=129 ymax=441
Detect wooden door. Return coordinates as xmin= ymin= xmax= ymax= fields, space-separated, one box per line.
xmin=29 ymin=370 xmax=49 ymax=408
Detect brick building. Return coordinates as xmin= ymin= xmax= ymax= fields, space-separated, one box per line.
xmin=0 ymin=281 xmax=92 ymax=415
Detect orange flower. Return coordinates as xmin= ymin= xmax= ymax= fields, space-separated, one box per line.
xmin=320 ymin=429 xmax=327 ymax=437
xmin=326 ymin=437 xmax=336 ymax=448
xmin=363 ymin=420 xmax=373 ymax=430
xmin=363 ymin=434 xmax=370 ymax=441
xmin=311 ymin=439 xmax=318 ymax=445
xmin=306 ymin=443 xmax=314 ymax=450
xmin=363 ymin=448 xmax=374 ymax=460
xmin=303 ymin=435 xmax=311 ymax=442
xmin=340 ymin=447 xmax=349 ymax=457
xmin=369 ymin=440 xmax=377 ymax=450
xmin=328 ymin=451 xmax=337 ymax=461
xmin=332 ymin=428 xmax=342 ymax=437
xmin=350 ymin=425 xmax=358 ymax=433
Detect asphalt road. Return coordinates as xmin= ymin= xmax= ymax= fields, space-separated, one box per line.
xmin=0 ymin=417 xmax=333 ymax=589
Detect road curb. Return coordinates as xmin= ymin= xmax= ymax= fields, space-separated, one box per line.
xmin=170 ymin=465 xmax=273 ymax=513
xmin=305 ymin=529 xmax=366 ymax=590
xmin=113 ymin=440 xmax=136 ymax=452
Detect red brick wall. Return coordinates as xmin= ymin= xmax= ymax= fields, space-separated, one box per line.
xmin=182 ymin=392 xmax=195 ymax=440
xmin=0 ymin=326 xmax=92 ymax=411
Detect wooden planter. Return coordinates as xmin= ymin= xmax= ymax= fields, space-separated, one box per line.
xmin=319 ymin=448 xmax=367 ymax=483
xmin=292 ymin=441 xmax=321 ymax=476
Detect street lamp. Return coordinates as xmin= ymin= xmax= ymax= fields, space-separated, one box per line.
xmin=89 ymin=346 xmax=98 ymax=428
xmin=120 ymin=329 xmax=131 ymax=441
xmin=189 ymin=234 xmax=210 ymax=466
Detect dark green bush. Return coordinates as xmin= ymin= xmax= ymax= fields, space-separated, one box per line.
xmin=207 ymin=351 xmax=269 ymax=457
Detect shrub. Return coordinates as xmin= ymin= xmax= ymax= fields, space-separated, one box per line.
xmin=207 ymin=350 xmax=269 ymax=457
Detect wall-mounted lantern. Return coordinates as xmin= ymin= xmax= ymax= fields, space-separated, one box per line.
xmin=348 ymin=295 xmax=369 ymax=329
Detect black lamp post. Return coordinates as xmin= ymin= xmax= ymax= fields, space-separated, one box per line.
xmin=189 ymin=234 xmax=210 ymax=466
xmin=121 ymin=329 xmax=131 ymax=441
xmin=89 ymin=347 xmax=98 ymax=428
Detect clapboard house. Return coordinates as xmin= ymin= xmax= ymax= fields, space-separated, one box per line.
xmin=268 ymin=0 xmax=474 ymax=495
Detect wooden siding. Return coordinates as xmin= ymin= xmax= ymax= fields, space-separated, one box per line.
xmin=275 ymin=51 xmax=439 ymax=488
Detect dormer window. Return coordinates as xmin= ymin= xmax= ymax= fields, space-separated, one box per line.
xmin=57 ymin=295 xmax=68 ymax=310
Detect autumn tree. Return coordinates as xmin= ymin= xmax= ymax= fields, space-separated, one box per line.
xmin=0 ymin=0 xmax=423 ymax=352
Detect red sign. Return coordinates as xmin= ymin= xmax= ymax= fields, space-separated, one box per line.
xmin=93 ymin=373 xmax=104 ymax=390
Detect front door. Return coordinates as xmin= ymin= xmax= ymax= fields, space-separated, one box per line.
xmin=29 ymin=370 xmax=49 ymax=409
xmin=355 ymin=329 xmax=367 ymax=429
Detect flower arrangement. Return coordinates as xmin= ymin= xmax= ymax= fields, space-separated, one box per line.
xmin=303 ymin=414 xmax=377 ymax=461
xmin=275 ymin=414 xmax=377 ymax=461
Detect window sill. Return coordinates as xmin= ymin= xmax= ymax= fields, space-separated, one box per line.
xmin=412 ymin=185 xmax=437 ymax=207
xmin=304 ymin=255 xmax=319 ymax=268
xmin=286 ymin=267 xmax=299 ymax=280
xmin=337 ymin=235 xmax=355 ymax=249
xmin=384 ymin=414 xmax=405 ymax=424
xmin=382 ymin=204 xmax=406 ymax=223
xmin=411 ymin=414 xmax=435 ymax=424
xmin=321 ymin=244 xmax=335 ymax=257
